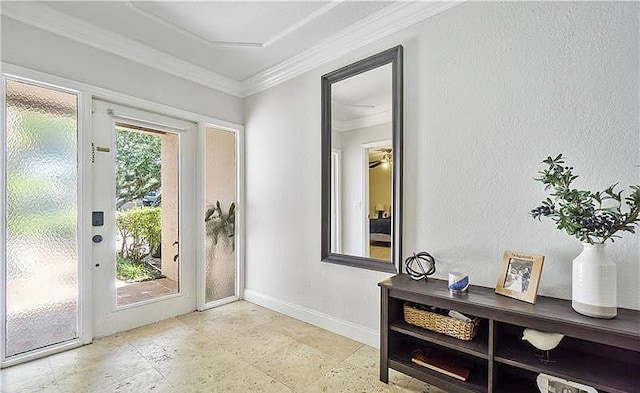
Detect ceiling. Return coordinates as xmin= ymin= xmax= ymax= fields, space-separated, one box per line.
xmin=1 ymin=1 xmax=459 ymax=97
xmin=332 ymin=63 xmax=392 ymax=131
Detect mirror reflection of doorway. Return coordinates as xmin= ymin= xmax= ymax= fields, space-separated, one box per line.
xmin=364 ymin=141 xmax=392 ymax=262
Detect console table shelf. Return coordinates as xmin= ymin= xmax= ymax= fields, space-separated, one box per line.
xmin=379 ymin=274 xmax=640 ymax=393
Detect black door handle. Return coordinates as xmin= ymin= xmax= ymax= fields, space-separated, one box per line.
xmin=92 ymin=234 xmax=103 ymax=243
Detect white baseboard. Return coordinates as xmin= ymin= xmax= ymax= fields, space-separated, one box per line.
xmin=243 ymin=289 xmax=380 ymax=348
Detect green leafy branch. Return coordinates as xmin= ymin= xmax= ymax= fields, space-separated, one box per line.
xmin=531 ymin=154 xmax=640 ymax=244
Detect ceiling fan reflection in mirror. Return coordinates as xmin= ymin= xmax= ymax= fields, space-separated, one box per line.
xmin=369 ymin=148 xmax=392 ymax=168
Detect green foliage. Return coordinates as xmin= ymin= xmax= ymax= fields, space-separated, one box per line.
xmin=531 ymin=154 xmax=640 ymax=244
xmin=116 ymin=256 xmax=155 ymax=282
xmin=116 ymin=207 xmax=161 ymax=260
xmin=205 ymin=201 xmax=235 ymax=250
xmin=115 ymin=129 xmax=161 ymax=208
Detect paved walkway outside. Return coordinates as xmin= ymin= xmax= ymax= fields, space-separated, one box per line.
xmin=116 ymin=278 xmax=178 ymax=306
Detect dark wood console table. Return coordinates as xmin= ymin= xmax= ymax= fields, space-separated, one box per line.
xmin=379 ymin=274 xmax=640 ymax=393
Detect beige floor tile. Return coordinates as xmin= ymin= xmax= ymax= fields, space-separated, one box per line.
xmin=205 ymin=364 xmax=293 ymax=393
xmin=0 ymin=358 xmax=57 ymax=393
xmin=343 ymin=344 xmax=380 ymax=376
xmin=254 ymin=342 xmax=341 ymax=391
xmin=294 ymin=327 xmax=362 ymax=361
xmin=388 ymin=369 xmax=448 ymax=393
xmin=266 ymin=315 xmax=326 ymax=342
xmin=304 ymin=361 xmax=396 ymax=393
xmin=91 ymin=369 xmax=175 ymax=393
xmin=219 ymin=326 xmax=296 ymax=364
xmin=51 ymin=348 xmax=155 ymax=392
xmin=2 ymin=300 xmax=451 ymax=393
xmin=120 ymin=317 xmax=192 ymax=345
xmin=156 ymin=346 xmax=250 ymax=390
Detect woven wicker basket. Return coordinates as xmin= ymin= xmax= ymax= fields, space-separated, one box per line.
xmin=403 ymin=303 xmax=479 ymax=341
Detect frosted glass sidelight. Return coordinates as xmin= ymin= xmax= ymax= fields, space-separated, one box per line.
xmin=204 ymin=127 xmax=236 ymax=303
xmin=4 ymin=79 xmax=79 ymax=357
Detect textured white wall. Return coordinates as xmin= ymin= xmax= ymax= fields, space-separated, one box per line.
xmin=1 ymin=17 xmax=243 ymax=124
xmin=244 ymin=1 xmax=640 ymax=339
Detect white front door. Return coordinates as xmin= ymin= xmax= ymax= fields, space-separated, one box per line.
xmin=91 ymin=100 xmax=197 ymax=337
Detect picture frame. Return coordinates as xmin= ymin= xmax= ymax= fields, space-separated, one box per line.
xmin=536 ymin=373 xmax=597 ymax=393
xmin=495 ymin=250 xmax=545 ymax=304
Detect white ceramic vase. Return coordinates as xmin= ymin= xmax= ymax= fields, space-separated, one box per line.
xmin=572 ymin=243 xmax=617 ymax=318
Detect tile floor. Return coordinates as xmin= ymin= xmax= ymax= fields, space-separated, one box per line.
xmin=0 ymin=301 xmax=447 ymax=393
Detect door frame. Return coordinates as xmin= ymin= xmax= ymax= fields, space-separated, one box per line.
xmin=0 ymin=63 xmax=245 ymax=366
xmin=92 ymin=100 xmax=197 ymax=337
xmin=361 ymin=139 xmax=392 ymax=258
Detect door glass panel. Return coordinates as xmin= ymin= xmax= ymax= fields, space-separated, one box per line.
xmin=114 ymin=125 xmax=179 ymax=306
xmin=4 ymin=79 xmax=79 ymax=357
xmin=204 ymin=127 xmax=236 ymax=303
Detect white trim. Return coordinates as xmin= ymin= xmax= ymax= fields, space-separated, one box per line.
xmin=1 ymin=63 xmax=244 ymax=131
xmin=262 ymin=1 xmax=344 ymax=47
xmin=0 ymin=73 xmax=7 ymax=366
xmin=79 ymin=88 xmax=93 ymax=347
xmin=334 ymin=111 xmax=392 ymax=132
xmin=0 ymin=2 xmax=242 ymax=97
xmin=199 ymin=296 xmax=238 ymax=312
xmin=244 ymin=289 xmax=379 ymax=348
xmin=1 ymin=2 xmax=460 ymax=97
xmin=240 ymin=1 xmax=461 ymax=96
xmin=330 ymin=149 xmax=342 ymax=254
xmin=124 ymin=1 xmax=262 ymax=49
xmin=1 ymin=339 xmax=85 ymax=369
xmin=124 ymin=1 xmax=342 ymax=49
xmin=196 ymin=124 xmax=206 ymax=311
xmin=235 ymin=120 xmax=246 ymax=301
xmin=109 ymin=112 xmax=190 ymax=134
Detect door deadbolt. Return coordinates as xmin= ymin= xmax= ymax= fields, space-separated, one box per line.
xmin=92 ymin=234 xmax=103 ymax=243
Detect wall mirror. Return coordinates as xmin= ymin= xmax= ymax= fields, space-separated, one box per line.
xmin=321 ymin=46 xmax=402 ymax=273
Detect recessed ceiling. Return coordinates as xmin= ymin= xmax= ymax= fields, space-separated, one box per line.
xmin=332 ymin=64 xmax=392 ymax=131
xmin=1 ymin=1 xmax=460 ymax=97
xmin=42 ymin=1 xmax=392 ymax=82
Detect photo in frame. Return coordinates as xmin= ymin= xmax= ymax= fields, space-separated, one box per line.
xmin=495 ymin=250 xmax=545 ymax=304
xmin=536 ymin=373 xmax=597 ymax=393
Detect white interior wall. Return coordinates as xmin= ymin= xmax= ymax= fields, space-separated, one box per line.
xmin=244 ymin=2 xmax=639 ymax=346
xmin=0 ymin=16 xmax=243 ymax=124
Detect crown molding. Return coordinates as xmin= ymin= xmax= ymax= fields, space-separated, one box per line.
xmin=125 ymin=0 xmax=342 ymax=50
xmin=239 ymin=1 xmax=461 ymax=97
xmin=1 ymin=1 xmax=461 ymax=98
xmin=0 ymin=1 xmax=243 ymax=97
xmin=334 ymin=110 xmax=391 ymax=132
xmin=124 ymin=1 xmax=263 ymax=49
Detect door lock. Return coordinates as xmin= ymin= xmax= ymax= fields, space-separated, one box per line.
xmin=92 ymin=234 xmax=103 ymax=243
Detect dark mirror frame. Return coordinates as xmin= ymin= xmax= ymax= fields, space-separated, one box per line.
xmin=321 ymin=45 xmax=403 ymax=273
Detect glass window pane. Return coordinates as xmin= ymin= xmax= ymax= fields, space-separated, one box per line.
xmin=4 ymin=79 xmax=79 ymax=357
xmin=205 ymin=127 xmax=236 ymax=303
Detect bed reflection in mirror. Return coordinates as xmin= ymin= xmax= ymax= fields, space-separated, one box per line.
xmin=330 ymin=63 xmax=393 ymax=262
